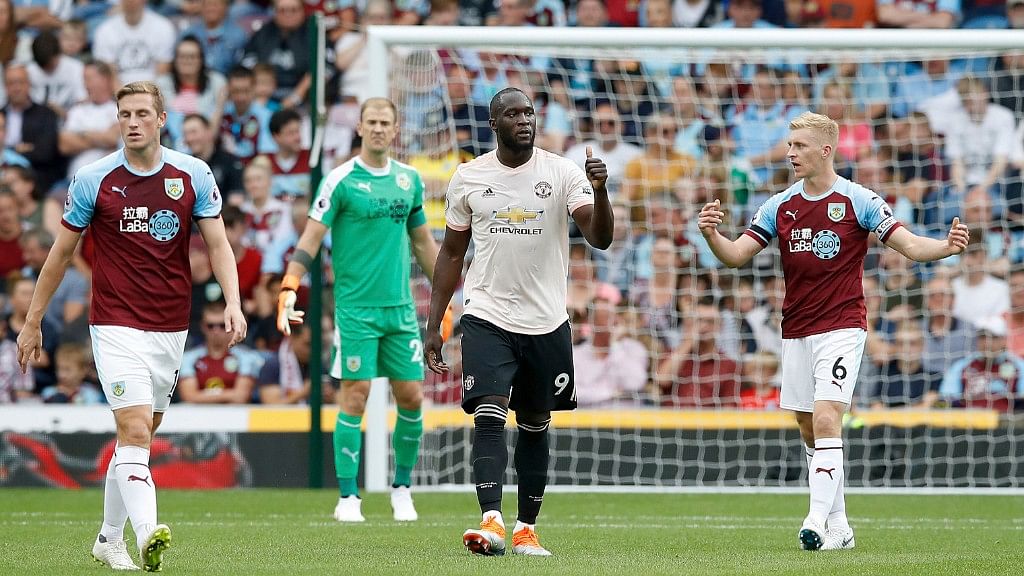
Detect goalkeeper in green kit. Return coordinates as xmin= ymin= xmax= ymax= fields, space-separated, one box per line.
xmin=277 ymin=97 xmax=453 ymax=522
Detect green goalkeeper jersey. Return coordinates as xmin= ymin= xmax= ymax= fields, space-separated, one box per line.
xmin=308 ymin=156 xmax=427 ymax=308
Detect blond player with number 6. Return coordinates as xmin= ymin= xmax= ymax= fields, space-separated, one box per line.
xmin=698 ymin=111 xmax=969 ymax=551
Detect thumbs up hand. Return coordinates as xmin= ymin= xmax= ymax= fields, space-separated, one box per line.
xmin=584 ymin=145 xmax=608 ymax=193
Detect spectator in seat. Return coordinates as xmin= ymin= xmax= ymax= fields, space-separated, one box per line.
xmin=240 ymin=0 xmax=314 ymax=108
xmin=26 ymin=30 xmax=85 ymax=120
xmin=156 ymin=36 xmax=228 ymax=151
xmin=20 ymin=228 xmax=88 ymax=337
xmin=220 ymin=66 xmax=276 ymax=162
xmin=951 ymin=230 xmax=1010 ymax=325
xmin=182 ymin=113 xmax=244 ymax=202
xmin=0 ymin=109 xmax=31 ymax=177
xmin=921 ymin=275 xmax=976 ymax=377
xmin=267 ymin=108 xmax=311 ymax=200
xmin=258 ymin=320 xmax=313 ymax=404
xmin=181 ymin=0 xmax=248 ymax=75
xmin=41 ymin=342 xmax=103 ymax=404
xmin=178 ymin=300 xmax=263 ymax=404
xmin=565 ymin=102 xmax=641 ymax=196
xmin=335 ymin=0 xmax=393 ymax=107
xmin=92 ymin=0 xmax=176 ymax=83
xmin=446 ymin=63 xmax=492 ymax=159
xmin=573 ymin=283 xmax=650 ymax=406
xmin=655 ymin=295 xmax=741 ymax=408
xmin=871 ymin=323 xmax=941 ymax=408
xmin=739 ymin=351 xmax=781 ymax=409
xmin=2 ymin=65 xmax=63 ymax=194
xmin=58 ymin=61 xmax=120 ymax=182
xmin=221 ymin=205 xmax=262 ymax=314
xmin=0 ymin=187 xmax=25 ymax=278
xmin=241 ymin=156 xmax=293 ymax=254
xmin=622 ymin=114 xmax=697 ymax=229
xmin=2 ymin=165 xmax=41 ymax=229
xmin=0 ymin=313 xmax=33 ymax=402
xmin=936 ymin=315 xmax=1024 ymax=411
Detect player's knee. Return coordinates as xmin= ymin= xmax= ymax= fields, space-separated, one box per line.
xmin=812 ymin=412 xmax=841 ymax=437
xmin=118 ymin=418 xmax=152 ymax=447
xmin=339 ymin=381 xmax=371 ymax=414
xmin=393 ymin=386 xmax=423 ymax=411
xmin=516 ymin=411 xmax=551 ymax=432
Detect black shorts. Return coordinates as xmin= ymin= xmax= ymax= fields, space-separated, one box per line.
xmin=459 ymin=314 xmax=576 ymax=415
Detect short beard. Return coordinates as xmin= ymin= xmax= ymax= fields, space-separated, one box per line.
xmin=498 ymin=130 xmax=534 ymax=152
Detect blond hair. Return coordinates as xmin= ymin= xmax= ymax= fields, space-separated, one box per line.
xmin=245 ymin=155 xmax=273 ymax=176
xmin=789 ymin=111 xmax=839 ymax=149
xmin=115 ymin=81 xmax=165 ymax=115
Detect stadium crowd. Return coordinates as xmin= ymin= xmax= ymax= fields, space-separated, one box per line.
xmin=0 ymin=0 xmax=1022 ymax=411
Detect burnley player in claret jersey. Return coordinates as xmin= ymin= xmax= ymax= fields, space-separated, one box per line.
xmin=16 ymin=82 xmax=246 ymax=572
xmin=699 ymin=112 xmax=969 ymax=552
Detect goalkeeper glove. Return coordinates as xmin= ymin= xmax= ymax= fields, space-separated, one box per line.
xmin=277 ymin=274 xmax=305 ymax=335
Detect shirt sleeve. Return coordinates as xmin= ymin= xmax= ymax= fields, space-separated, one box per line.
xmin=852 ymin=185 xmax=902 ymax=242
xmin=308 ymin=167 xmax=345 ymax=225
xmin=192 ymin=160 xmax=223 ymax=219
xmin=565 ymin=160 xmax=594 ymax=215
xmin=407 ymin=170 xmax=427 ymax=230
xmin=179 ymin=348 xmax=202 ymax=379
xmin=939 ymin=359 xmax=968 ymax=399
xmin=444 ymin=168 xmax=471 ymax=231
xmin=61 ymin=173 xmax=97 ymax=232
xmin=743 ymin=194 xmax=780 ymax=247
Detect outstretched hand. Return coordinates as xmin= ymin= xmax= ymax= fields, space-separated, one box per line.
xmin=946 ymin=216 xmax=970 ymax=255
xmin=584 ymin=146 xmax=608 ymax=192
xmin=698 ymin=199 xmax=725 ymax=238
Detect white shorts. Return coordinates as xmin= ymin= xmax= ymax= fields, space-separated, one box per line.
xmin=780 ymin=328 xmax=866 ymax=413
xmin=90 ymin=326 xmax=188 ymax=412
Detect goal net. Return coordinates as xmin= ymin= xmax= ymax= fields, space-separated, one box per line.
xmin=357 ymin=27 xmax=1024 ymax=490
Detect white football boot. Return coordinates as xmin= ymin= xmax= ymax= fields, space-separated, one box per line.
xmin=333 ymin=495 xmax=366 ymax=522
xmin=92 ymin=535 xmax=140 ymax=571
xmin=390 ymin=486 xmax=418 ymax=521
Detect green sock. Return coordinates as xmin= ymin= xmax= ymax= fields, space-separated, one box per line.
xmin=334 ymin=411 xmax=362 ymax=497
xmin=392 ymin=407 xmax=423 ymax=488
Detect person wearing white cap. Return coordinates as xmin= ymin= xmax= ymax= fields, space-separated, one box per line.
xmin=935 ymin=315 xmax=1024 ymax=412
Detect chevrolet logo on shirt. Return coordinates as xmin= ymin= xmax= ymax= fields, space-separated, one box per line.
xmin=492 ymin=206 xmax=544 ymax=225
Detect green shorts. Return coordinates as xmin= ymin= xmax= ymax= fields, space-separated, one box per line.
xmin=329 ymin=305 xmax=424 ymax=382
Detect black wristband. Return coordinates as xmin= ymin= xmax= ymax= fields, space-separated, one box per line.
xmin=291 ymin=248 xmax=315 ymax=270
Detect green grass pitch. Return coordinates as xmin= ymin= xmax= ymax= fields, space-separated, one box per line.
xmin=1 ymin=489 xmax=1021 ymax=575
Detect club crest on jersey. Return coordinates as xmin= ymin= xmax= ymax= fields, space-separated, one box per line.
xmin=164 ymin=178 xmax=185 ymax=200
xmin=827 ymin=203 xmax=846 ymax=222
xmin=112 ymin=382 xmax=125 ymax=397
xmin=463 ymin=374 xmax=475 ymax=391
xmin=346 ymin=356 xmax=361 ymax=373
xmin=534 ymin=181 xmax=552 ymax=199
xmin=396 ymin=172 xmax=411 ymax=191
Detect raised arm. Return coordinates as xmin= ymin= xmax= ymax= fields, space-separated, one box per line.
xmin=698 ymin=199 xmax=764 ymax=268
xmin=572 ymin=147 xmax=614 ymax=249
xmin=17 ymin=226 xmax=81 ymax=372
xmin=884 ymin=217 xmax=969 ymax=263
xmin=424 ymin=227 xmax=472 ymax=374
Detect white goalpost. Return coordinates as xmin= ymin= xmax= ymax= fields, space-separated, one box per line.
xmin=354 ymin=25 xmax=1024 ymax=494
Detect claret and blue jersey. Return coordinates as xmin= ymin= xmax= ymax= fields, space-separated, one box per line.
xmin=62 ymin=147 xmax=223 ymax=332
xmin=743 ymin=176 xmax=902 ymax=339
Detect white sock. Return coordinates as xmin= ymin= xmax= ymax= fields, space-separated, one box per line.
xmin=808 ymin=438 xmax=843 ymax=526
xmin=828 ymin=477 xmax=850 ymax=532
xmin=99 ymin=450 xmax=128 ymax=542
xmin=114 ymin=445 xmax=157 ymax=543
xmin=514 ymin=520 xmax=534 ymax=534
xmin=482 ymin=510 xmax=504 ymax=527
xmin=804 ymin=446 xmax=814 ymax=477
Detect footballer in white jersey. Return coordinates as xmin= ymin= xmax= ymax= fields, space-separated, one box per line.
xmin=424 ymin=87 xmax=614 ymax=557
